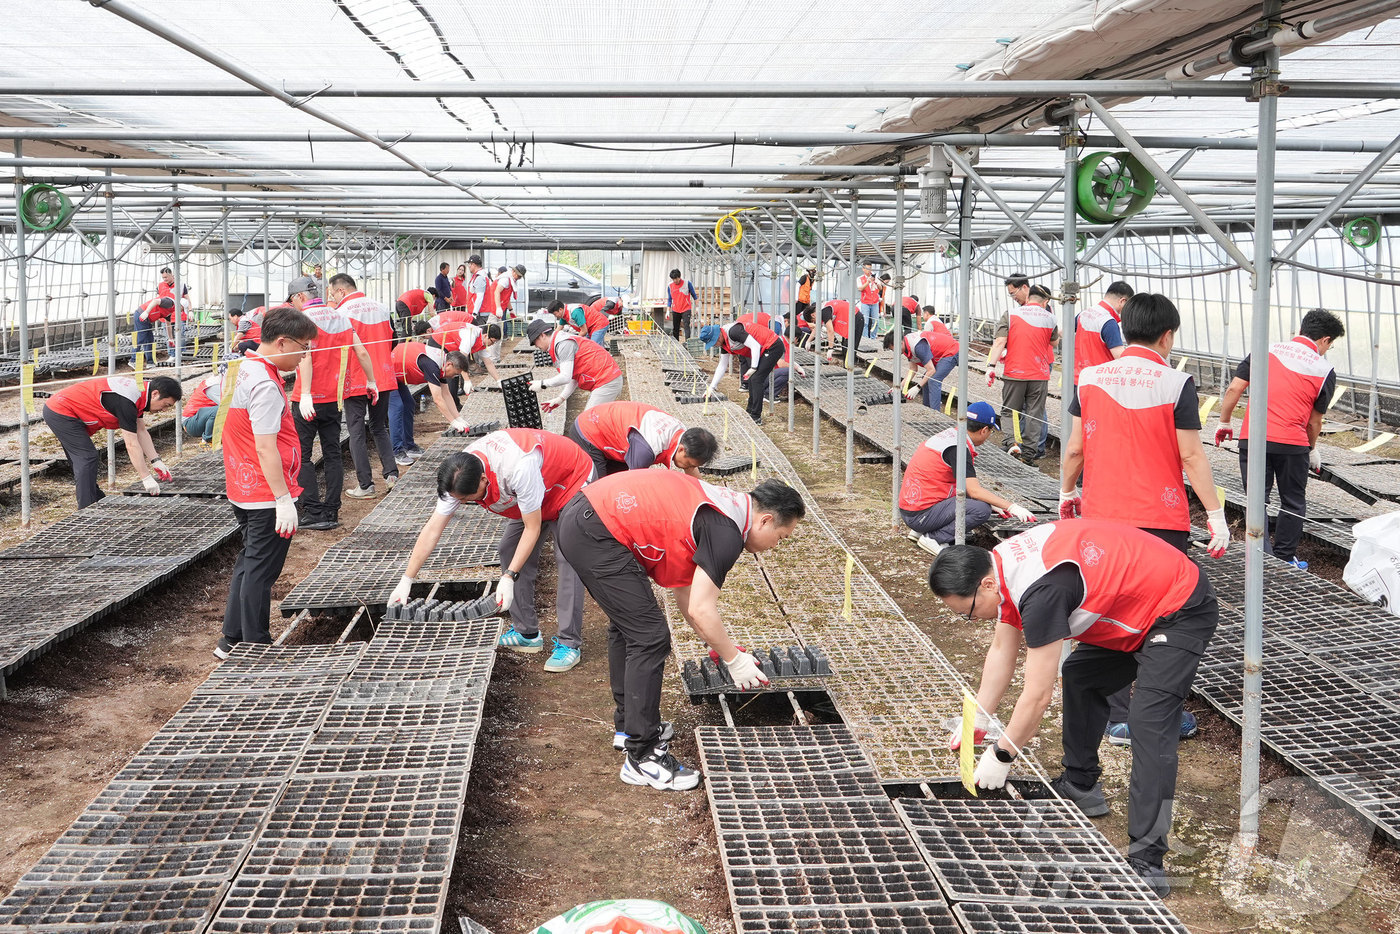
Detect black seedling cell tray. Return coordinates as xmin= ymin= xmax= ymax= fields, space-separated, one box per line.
xmin=199 ymin=644 xmax=367 ymax=691
xmin=372 ymin=617 xmax=503 ymax=651
xmin=701 ymin=743 xmax=871 ymax=777
xmin=114 ymin=752 xmax=301 ymax=785
xmin=733 ymin=903 xmax=961 ymax=934
xmin=0 ymin=878 xmax=224 ymax=931
xmin=705 ymin=769 xmax=885 ymax=804
xmin=210 ymin=875 xmax=445 ymax=932
xmin=319 ymin=701 xmax=484 ymax=732
xmin=134 ymin=730 xmax=314 ymax=760
xmin=333 ymin=677 xmax=489 ymax=705
xmin=313 ymin=723 xmax=482 ymax=749
xmin=718 ymin=827 xmax=924 ymax=869
xmin=897 ymin=798 xmax=1090 ymax=833
xmin=22 ymin=842 xmax=248 ymax=884
xmin=85 ymin=781 xmax=283 ymax=817
xmin=712 ymin=800 xmax=905 ymax=836
xmin=930 ymin=861 xmax=1160 ymax=905
xmin=381 ymin=597 xmax=504 ymax=625
xmin=700 ymin=453 xmax=760 ymax=477
xmin=953 ymin=901 xmax=1190 ymax=934
xmin=682 ymin=645 xmax=832 ymax=695
xmin=164 ymin=706 xmax=333 ymax=736
xmin=240 ymin=834 xmax=456 ymax=879
xmin=296 ymin=742 xmax=478 ymax=777
xmin=499 ymin=372 xmax=542 ymax=429
xmin=442 ymin=419 xmax=502 ymax=439
xmin=342 ymin=650 xmax=495 ymax=685
xmin=674 ymin=392 xmax=728 ymax=404
xmin=697 ymin=724 xmax=864 ymax=754
xmin=533 ymin=348 xmax=553 ymax=368
xmin=59 ymin=793 xmax=278 ymax=848
xmin=727 ymin=862 xmax=942 ymax=907
xmin=256 ymin=772 xmax=466 ymax=842
xmin=170 ymin=689 xmax=338 ymax=720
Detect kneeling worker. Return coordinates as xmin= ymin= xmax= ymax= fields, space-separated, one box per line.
xmin=390 ymin=428 xmax=594 ymax=673
xmin=43 ymin=374 xmax=182 ymax=507
xmin=557 ymin=471 xmax=806 ymax=790
xmin=929 ymin=520 xmax=1219 ymax=896
xmin=182 ymin=369 xmax=225 ymax=444
xmin=527 ymin=318 xmax=624 ymax=411
xmin=885 ymin=322 xmax=960 ymax=409
xmin=569 ymin=400 xmax=718 ymax=478
xmin=899 ymin=402 xmax=1035 ymax=555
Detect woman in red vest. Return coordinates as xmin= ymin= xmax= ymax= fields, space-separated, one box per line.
xmin=526 ymin=319 xmax=624 ymax=412
xmin=215 ymin=306 xmax=320 ymax=659
xmin=43 ymin=374 xmax=183 ymax=507
xmin=556 ymin=471 xmax=806 ymax=790
xmin=929 ymin=523 xmax=1219 ymax=897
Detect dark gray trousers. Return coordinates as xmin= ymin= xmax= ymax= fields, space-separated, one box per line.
xmin=43 ymin=406 xmax=105 ymax=508
xmin=344 ymin=394 xmax=397 ymax=488
xmin=498 ymin=517 xmax=585 ymax=649
xmin=1107 ymin=528 xmax=1192 ymax=722
xmin=222 ymin=505 xmax=291 ymax=645
xmin=900 ymin=498 xmax=994 ymax=544
xmin=999 ymin=378 xmax=1049 ymax=457
xmin=294 ymin=400 xmax=344 ymax=522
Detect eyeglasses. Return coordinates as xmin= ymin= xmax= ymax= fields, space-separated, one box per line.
xmin=964 ymin=588 xmax=978 ymax=623
xmin=284 ymin=338 xmax=313 ymax=352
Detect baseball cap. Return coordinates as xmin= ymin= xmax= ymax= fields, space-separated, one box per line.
xmin=966 ymin=401 xmax=1000 ymax=430
xmin=526 ymin=318 xmax=554 ymax=344
xmin=287 ymin=275 xmax=319 ymax=298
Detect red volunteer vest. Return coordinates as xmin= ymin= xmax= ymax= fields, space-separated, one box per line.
xmin=141 ymin=298 xmax=179 ymax=324
xmin=1003 ymin=302 xmax=1057 ymax=381
xmin=899 ymin=427 xmax=975 ymax=512
xmin=720 ymin=320 xmax=780 ymax=359
xmin=736 ymin=311 xmax=772 ymax=330
xmin=398 ymin=289 xmax=430 ymax=317
xmin=183 ymin=372 xmax=224 ymax=416
xmin=432 ymin=322 xmax=484 ymax=355
xmin=468 ymin=428 xmax=592 ymax=522
xmin=451 ymin=276 xmax=468 ymax=309
xmin=993 ymin=521 xmax=1200 ymax=653
xmin=902 ymin=329 xmax=958 ymax=364
xmin=428 ymin=310 xmax=470 ymax=332
xmin=494 ymin=275 xmax=516 ymax=315
xmin=582 ymin=304 xmax=611 ymax=335
xmin=291 ymin=302 xmax=363 ymax=403
xmin=824 ymin=300 xmax=854 ymax=339
xmin=222 ymin=352 xmax=303 ymax=504
xmin=584 ymin=470 xmax=752 ymax=588
xmin=1074 ymin=300 xmax=1121 ymax=385
xmin=1240 ymin=336 xmax=1333 ymax=447
xmin=392 ymin=341 xmax=445 ymax=387
xmin=902 ymin=296 xmax=920 ymax=316
xmin=1077 ymin=346 xmax=1193 ymax=531
xmin=47 ymin=376 xmax=149 ymax=435
xmin=548 ymin=331 xmax=621 ymax=391
xmin=858 ymin=275 xmax=881 ymax=305
xmin=668 ymin=280 xmax=693 ymax=314
xmin=239 ymin=308 xmax=264 ymax=342
xmin=576 ymin=402 xmax=685 ymax=469
xmin=339 ymin=291 xmax=395 ymax=390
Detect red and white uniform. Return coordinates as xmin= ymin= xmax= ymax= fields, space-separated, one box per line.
xmin=736 ymin=310 xmax=773 ymax=331
xmin=466 ymin=270 xmax=491 ymax=315
xmin=901 ymin=296 xmax=920 ymax=317
xmin=338 ymin=291 xmax=394 ymax=394
xmin=576 ymin=402 xmax=686 ymax=469
xmin=392 ymin=341 xmax=445 ymax=389
xmin=428 ymin=310 xmax=470 ymax=332
xmin=548 ymin=331 xmax=622 ymax=391
xmin=1076 ymin=347 xmax=1193 ymax=531
xmin=492 ymin=271 xmax=517 ymax=317
xmin=1074 ymin=300 xmax=1122 ymax=385
xmin=291 ymin=302 xmax=364 ymax=404
xmin=237 ymin=307 xmax=264 ymax=342
xmin=858 ymin=274 xmax=881 ymax=305
xmin=581 ymin=303 xmax=611 ymax=335
xmin=898 ymin=427 xmax=975 ymax=512
xmin=901 ymin=329 xmax=959 ymax=365
xmin=993 ymin=520 xmax=1201 ymax=652
xmin=398 ymin=289 xmax=431 ymax=317
xmin=222 ymin=352 xmax=302 ymax=507
xmin=436 ymin=428 xmax=592 ymax=523
xmin=139 ymin=298 xmax=185 ymax=324
xmin=47 ymin=376 xmax=149 ymax=435
xmin=668 ymin=280 xmax=694 ymax=314
xmin=719 ymin=319 xmax=780 ymax=360
xmin=1240 ymin=337 xmax=1334 ymax=447
xmin=823 ymin=300 xmax=856 ymax=340
xmin=182 ymin=371 xmax=225 ymax=416
xmin=434 ymin=320 xmax=486 ymax=355
xmin=1003 ymin=302 xmax=1057 ymax=380
xmin=585 ymin=470 xmax=752 ymax=588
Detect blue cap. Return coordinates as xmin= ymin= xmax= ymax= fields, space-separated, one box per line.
xmin=966 ymin=401 xmax=1000 ymax=430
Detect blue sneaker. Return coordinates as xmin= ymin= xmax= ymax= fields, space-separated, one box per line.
xmin=498 ymin=628 xmax=544 ymax=653
xmin=1284 ymin=557 xmax=1309 ymax=571
xmin=1180 ymin=710 xmax=1199 ymax=739
xmin=543 ymin=639 xmax=581 ymax=672
xmin=1105 ymin=722 xmax=1132 ymax=746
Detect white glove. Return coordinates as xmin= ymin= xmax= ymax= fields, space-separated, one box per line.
xmin=388 ymin=575 xmax=414 ymax=604
xmin=462 ymin=379 xmax=474 ymax=396
xmin=1005 ymin=503 xmax=1036 ymax=523
xmin=274 ymin=494 xmax=298 ymax=538
xmin=947 ymin=710 xmax=992 ymax=751
xmin=150 ymin=458 xmax=172 ymax=482
xmin=1058 ymin=492 xmax=1081 ymax=520
xmin=449 ymin=416 xmax=469 ymax=432
xmin=722 ymin=650 xmax=770 ymax=691
xmin=974 ymin=745 xmax=1013 ymax=790
xmin=365 ymin=382 xmax=379 ymax=405
xmin=495 ymin=574 xmax=515 ymax=612
xmin=1206 ymin=507 xmax=1230 ymax=558
xmin=299 ymin=394 xmax=315 ymax=421
xmin=1309 ymin=447 xmax=1322 ymax=473
xmin=142 ymin=474 xmax=160 ymax=496
xmin=528 ymin=379 xmax=545 ymax=393
xmin=904 ymin=384 xmax=920 ymax=401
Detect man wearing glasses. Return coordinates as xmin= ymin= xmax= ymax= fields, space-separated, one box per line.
xmin=216 ymin=305 xmax=321 ymax=660
xmin=927 ymin=520 xmax=1218 ymax=897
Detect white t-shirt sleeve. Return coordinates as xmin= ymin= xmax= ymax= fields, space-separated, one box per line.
xmin=506 ymin=449 xmax=546 ymax=515
xmin=434 ymin=494 xmax=461 ymax=517
xmin=247 ymin=378 xmax=287 ymax=435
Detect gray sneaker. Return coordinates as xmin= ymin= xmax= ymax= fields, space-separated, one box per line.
xmin=1050 ymin=773 xmax=1110 ymax=817
xmin=344 ymin=485 xmax=376 ymax=499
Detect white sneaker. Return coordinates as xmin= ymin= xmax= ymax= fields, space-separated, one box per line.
xmin=620 ymin=742 xmax=701 ymax=791
xmin=394 ymin=454 xmax=414 ymax=467
xmin=384 ymin=475 xmax=397 ymax=490
xmin=917 ymin=535 xmax=944 ymax=556
xmin=344 ymin=485 xmax=376 ymax=499
xmin=905 ymin=529 xmax=921 ymax=543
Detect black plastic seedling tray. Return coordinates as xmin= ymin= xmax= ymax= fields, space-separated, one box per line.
xmin=682 ymin=644 xmax=832 ymax=696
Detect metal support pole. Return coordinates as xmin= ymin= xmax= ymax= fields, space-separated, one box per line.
xmin=1240 ymin=6 xmax=1283 ymax=855
xmin=846 ymin=193 xmax=858 ymax=491
xmin=171 ymin=185 xmax=183 ymax=456
xmin=221 ymin=186 xmax=230 ymax=359
xmin=105 ymin=170 xmax=117 ymax=487
xmin=1370 ymin=246 xmax=1382 ymax=438
xmin=262 ymin=217 xmax=270 ymax=313
xmin=955 ymin=178 xmax=973 ymax=544
xmin=768 ymin=220 xmax=780 ymax=419
xmin=812 ymin=203 xmax=825 ymax=457
xmin=788 ymin=210 xmax=798 ymax=432
xmin=891 ymin=183 xmax=906 ymax=527
xmin=14 ymin=141 xmax=31 ymax=526
xmin=1060 ymin=129 xmax=1080 ymax=488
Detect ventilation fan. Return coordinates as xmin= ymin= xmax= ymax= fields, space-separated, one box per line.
xmin=20 ymin=184 xmax=74 ymax=233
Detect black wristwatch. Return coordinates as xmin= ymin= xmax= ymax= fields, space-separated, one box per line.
xmin=503 ymin=569 xmax=520 ymax=581
xmin=994 ymin=744 xmax=1017 ymax=763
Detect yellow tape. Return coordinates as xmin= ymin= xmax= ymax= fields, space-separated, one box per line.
xmin=92 ymin=339 xmax=100 ymax=376
xmin=751 ymin=440 xmax=758 ymax=481
xmin=32 ymin=348 xmax=40 ymax=365
xmin=943 ymin=389 xmax=955 ymax=416
xmin=1176 ymin=355 xmax=1189 ymax=371
xmin=1012 ymin=410 xmax=1022 ymax=443
xmin=210 ymin=359 xmax=242 ymax=450
xmin=702 ymin=388 xmax=711 ymax=416
xmin=961 ymin=692 xmax=979 ymax=798
xmin=1198 ymin=395 xmax=1218 ymax=423
xmin=134 ymin=351 xmax=145 ymax=390
xmin=337 ymin=345 xmax=349 ymax=411
xmin=20 ymin=364 xmax=36 ymax=416
xmin=1330 ymin=383 xmax=1348 ymax=409
xmin=1215 ymin=485 xmax=1227 ymax=507
xmin=1353 ymin=432 xmax=1396 ymax=454
xmin=212 ymin=343 xmax=221 ymax=369
xmin=842 ymin=553 xmax=854 ymax=621
xmin=864 ymin=356 xmax=877 ymax=377
xmin=193 ymin=326 xmax=200 ymax=357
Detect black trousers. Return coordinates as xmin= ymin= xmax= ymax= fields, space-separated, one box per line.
xmin=834 ymin=312 xmax=866 ymax=365
xmin=43 ymin=406 xmax=105 ymax=508
xmin=447 ymin=374 xmax=464 ymax=408
xmin=222 ymin=505 xmax=292 ymax=645
xmin=344 ymin=394 xmax=397 ymax=488
xmin=670 ymin=311 xmax=691 ymax=341
xmin=294 ymin=400 xmax=344 ymax=522
xmin=1060 ymin=571 xmax=1218 ymax=866
xmin=556 ymin=495 xmax=671 ymax=757
xmin=1239 ymin=442 xmax=1309 ymax=561
xmin=565 ymin=419 xmax=626 ymax=479
xmin=1107 ymin=527 xmax=1191 ymax=722
xmin=743 ymin=342 xmax=785 ymax=422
